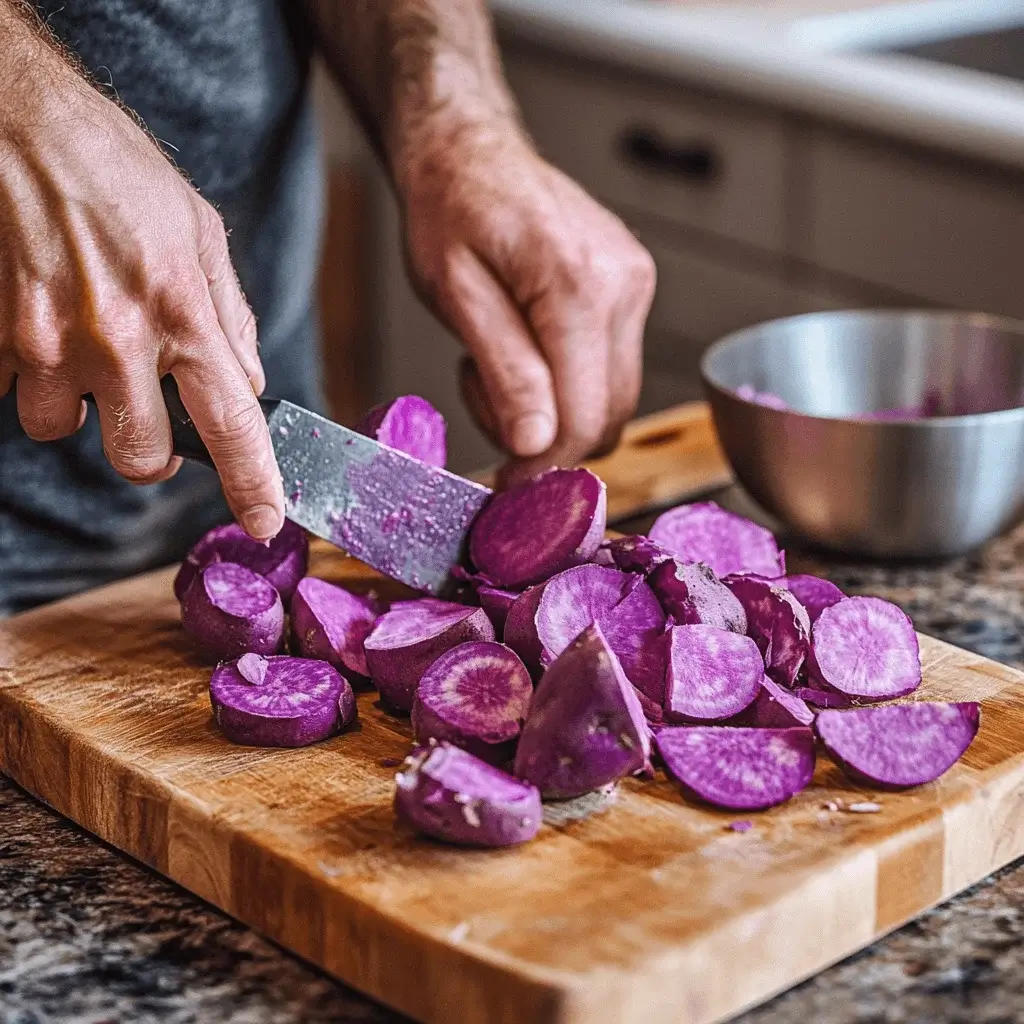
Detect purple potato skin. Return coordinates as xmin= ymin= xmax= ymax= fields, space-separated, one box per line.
xmin=181 ymin=563 xmax=285 ymax=662
xmin=737 ymin=678 xmax=815 ymax=728
xmin=411 ymin=700 xmax=518 ymax=767
xmin=649 ymin=560 xmax=747 ymax=634
xmin=210 ymin=656 xmax=354 ymax=747
xmin=513 ymin=622 xmax=650 ymax=799
xmin=174 ymin=520 xmax=309 ymax=604
xmin=603 ymin=535 xmax=674 ymax=575
xmin=783 ymin=575 xmax=845 ymax=624
xmin=503 ymin=585 xmax=546 ymax=677
xmin=394 ymin=743 xmax=542 ymax=847
xmin=289 ymin=577 xmax=381 ymax=679
xmin=364 ymin=601 xmax=495 ymax=712
xmin=476 ymin=586 xmax=519 ymax=636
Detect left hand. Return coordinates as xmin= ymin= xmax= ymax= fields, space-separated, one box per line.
xmin=399 ymin=118 xmax=656 ymax=483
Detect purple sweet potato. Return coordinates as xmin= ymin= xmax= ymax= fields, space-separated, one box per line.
xmin=476 ymin=586 xmax=520 ymax=636
xmin=783 ymin=575 xmax=845 ymax=624
xmin=394 ymin=742 xmax=542 ymax=847
xmin=649 ymin=560 xmax=746 ymax=634
xmin=535 ymin=564 xmax=667 ymax=703
xmin=810 ymin=596 xmax=921 ymax=700
xmin=210 ymin=655 xmax=355 ymax=747
xmin=794 ymin=686 xmax=853 ymax=710
xmin=649 ymin=502 xmax=785 ymax=579
xmin=173 ymin=520 xmax=309 ymax=604
xmin=816 ymin=702 xmax=980 ymax=788
xmin=181 ymin=562 xmax=285 ymax=661
xmin=657 ymin=726 xmax=816 ymax=810
xmin=597 ymin=580 xmax=669 ymax=706
xmin=363 ymin=598 xmax=495 ymax=711
xmin=600 ymin=535 xmax=674 ymax=575
xmin=502 ymin=584 xmax=546 ymax=674
xmin=739 ymin=677 xmax=815 ymax=729
xmin=535 ymin=565 xmax=637 ymax=665
xmin=664 ymin=625 xmax=763 ymax=722
xmin=724 ymin=574 xmax=810 ymax=688
xmin=290 ymin=576 xmax=382 ymax=679
xmin=411 ymin=641 xmax=533 ymax=765
xmin=513 ymin=622 xmax=651 ymax=799
xmin=469 ymin=468 xmax=607 ymax=588
xmin=355 ymin=395 xmax=447 ymax=468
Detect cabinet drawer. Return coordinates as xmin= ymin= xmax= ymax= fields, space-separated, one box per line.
xmin=803 ymin=133 xmax=1024 ymax=319
xmin=641 ymin=239 xmax=812 ymax=359
xmin=503 ymin=50 xmax=789 ymax=254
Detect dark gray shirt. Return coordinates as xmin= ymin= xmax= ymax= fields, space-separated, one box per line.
xmin=0 ymin=0 xmax=325 ymax=614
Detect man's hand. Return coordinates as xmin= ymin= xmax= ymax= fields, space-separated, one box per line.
xmin=0 ymin=4 xmax=283 ymax=539
xmin=305 ymin=0 xmax=656 ymax=480
xmin=401 ymin=120 xmax=655 ymax=480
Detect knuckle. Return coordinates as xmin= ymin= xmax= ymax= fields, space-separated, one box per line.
xmin=205 ymin=396 xmax=266 ymax=450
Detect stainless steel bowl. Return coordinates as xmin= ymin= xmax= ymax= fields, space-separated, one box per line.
xmin=700 ymin=310 xmax=1024 ymax=558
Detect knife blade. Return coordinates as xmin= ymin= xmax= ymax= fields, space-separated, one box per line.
xmin=121 ymin=378 xmax=493 ymax=596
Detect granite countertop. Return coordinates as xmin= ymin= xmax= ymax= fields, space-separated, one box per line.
xmin=491 ymin=0 xmax=1024 ymax=170
xmin=5 ymin=489 xmax=1024 ymax=1024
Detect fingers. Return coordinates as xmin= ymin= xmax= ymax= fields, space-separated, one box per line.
xmin=436 ymin=248 xmax=557 ymax=459
xmin=195 ymin=203 xmax=265 ymax=395
xmin=169 ymin=340 xmax=283 ymax=541
xmin=90 ymin=359 xmax=175 ymax=483
xmin=16 ymin=374 xmax=86 ymax=442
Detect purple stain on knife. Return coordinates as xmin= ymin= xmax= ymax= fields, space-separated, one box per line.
xmin=329 ymin=447 xmax=489 ymax=595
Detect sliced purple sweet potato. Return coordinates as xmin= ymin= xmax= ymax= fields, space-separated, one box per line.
xmin=649 ymin=560 xmax=746 ymax=634
xmin=514 ymin=622 xmax=651 ymax=799
xmin=411 ymin=641 xmax=533 ymax=765
xmin=783 ymin=575 xmax=845 ymax=624
xmin=597 ymin=580 xmax=669 ymax=706
xmin=535 ymin=565 xmax=637 ymax=665
xmin=181 ymin=562 xmax=284 ymax=661
xmin=649 ymin=502 xmax=784 ymax=579
xmin=364 ymin=598 xmax=495 ymax=712
xmin=664 ymin=625 xmax=763 ymax=722
xmin=210 ymin=655 xmax=355 ymax=747
xmin=794 ymin=686 xmax=853 ymax=710
xmin=355 ymin=395 xmax=447 ymax=468
xmin=601 ymin=535 xmax=674 ymax=575
xmin=816 ymin=702 xmax=979 ymax=788
xmin=469 ymin=468 xmax=607 ymax=588
xmin=394 ymin=742 xmax=542 ymax=847
xmin=739 ymin=677 xmax=815 ymax=729
xmin=174 ymin=520 xmax=309 ymax=604
xmin=290 ymin=576 xmax=382 ymax=680
xmin=811 ymin=596 xmax=921 ymax=701
xmin=657 ymin=726 xmax=816 ymax=810
xmin=476 ymin=586 xmax=520 ymax=636
xmin=502 ymin=584 xmax=546 ymax=676
xmin=724 ymin=574 xmax=810 ymax=688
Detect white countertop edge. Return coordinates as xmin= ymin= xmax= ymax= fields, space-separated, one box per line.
xmin=491 ymin=0 xmax=1024 ymax=169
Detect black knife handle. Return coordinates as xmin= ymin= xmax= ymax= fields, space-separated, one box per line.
xmin=83 ymin=376 xmax=280 ymax=470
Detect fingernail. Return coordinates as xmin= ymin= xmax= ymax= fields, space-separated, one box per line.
xmin=509 ymin=412 xmax=556 ymax=457
xmin=241 ymin=504 xmax=281 ymax=540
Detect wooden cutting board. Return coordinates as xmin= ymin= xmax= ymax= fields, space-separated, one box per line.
xmin=3 ymin=402 xmax=1024 ymax=1024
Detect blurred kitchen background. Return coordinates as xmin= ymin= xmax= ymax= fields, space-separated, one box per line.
xmin=311 ymin=0 xmax=1024 ymax=473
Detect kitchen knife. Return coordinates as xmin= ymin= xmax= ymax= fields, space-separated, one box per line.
xmin=89 ymin=378 xmax=492 ymax=596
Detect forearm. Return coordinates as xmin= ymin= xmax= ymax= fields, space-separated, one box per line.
xmin=303 ymin=0 xmax=522 ymax=191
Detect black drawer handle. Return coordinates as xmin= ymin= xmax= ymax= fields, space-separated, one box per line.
xmin=619 ymin=127 xmax=718 ymax=183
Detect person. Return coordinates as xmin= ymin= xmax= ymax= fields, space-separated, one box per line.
xmin=0 ymin=0 xmax=656 ymax=615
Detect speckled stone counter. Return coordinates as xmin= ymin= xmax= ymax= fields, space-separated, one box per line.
xmin=5 ymin=489 xmax=1024 ymax=1024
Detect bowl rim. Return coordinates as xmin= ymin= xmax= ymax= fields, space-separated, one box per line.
xmin=700 ymin=308 xmax=1024 ymax=427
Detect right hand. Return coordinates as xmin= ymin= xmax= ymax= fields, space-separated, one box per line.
xmin=0 ymin=48 xmax=284 ymax=540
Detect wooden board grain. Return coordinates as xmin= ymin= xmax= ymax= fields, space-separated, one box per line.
xmin=3 ymin=404 xmax=1024 ymax=1024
